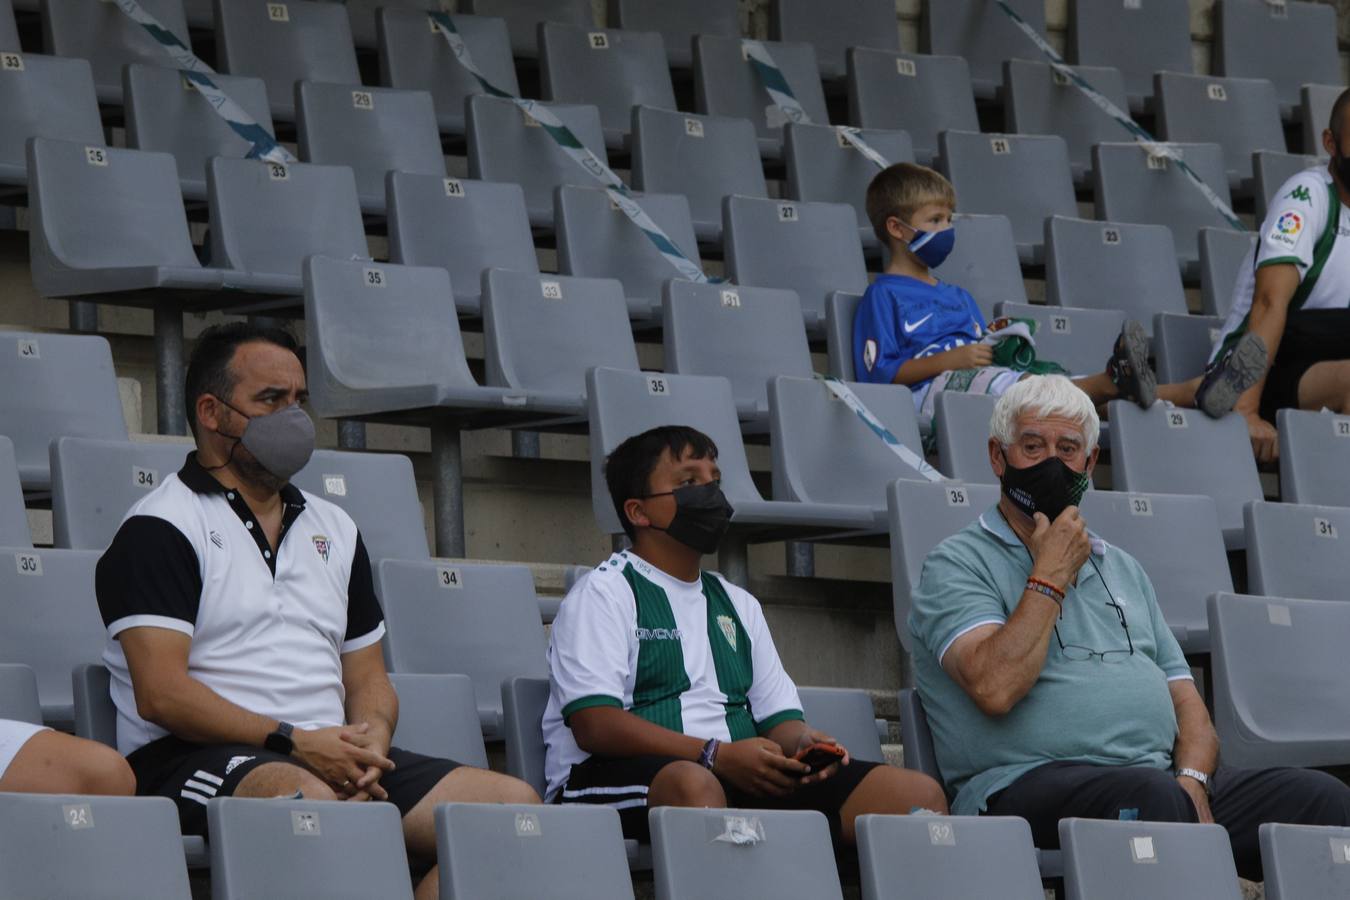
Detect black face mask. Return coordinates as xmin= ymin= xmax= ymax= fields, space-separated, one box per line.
xmin=999 ymin=451 xmax=1091 ymax=522
xmin=644 ymin=481 xmax=735 ymax=555
xmin=1335 ymin=150 xmax=1350 ymax=192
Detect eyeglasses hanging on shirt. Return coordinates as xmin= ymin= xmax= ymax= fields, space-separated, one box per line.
xmin=1053 ymin=555 xmax=1135 ymax=664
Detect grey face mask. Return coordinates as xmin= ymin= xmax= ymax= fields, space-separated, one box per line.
xmin=214 ymin=399 xmax=315 ymax=483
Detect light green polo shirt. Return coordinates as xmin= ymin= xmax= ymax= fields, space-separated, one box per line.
xmin=908 ymin=505 xmax=1193 ymax=816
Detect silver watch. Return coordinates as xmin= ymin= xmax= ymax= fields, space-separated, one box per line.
xmin=1176 ymin=767 xmax=1211 ymax=793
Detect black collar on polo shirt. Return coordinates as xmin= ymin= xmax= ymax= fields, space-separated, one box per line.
xmin=179 ymin=451 xmax=307 ymax=576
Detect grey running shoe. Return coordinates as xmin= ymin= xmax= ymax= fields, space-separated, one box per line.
xmin=1195 ymin=332 xmax=1268 ymax=419
xmin=1106 ymin=320 xmax=1157 ymax=409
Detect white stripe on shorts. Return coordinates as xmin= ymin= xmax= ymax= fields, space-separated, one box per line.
xmin=192 ymin=770 xmax=224 ymax=786
xmin=183 ymin=779 xmax=218 ymax=796
xmin=179 ymin=789 xmax=211 ymax=807
xmin=562 ymin=784 xmax=650 ymax=798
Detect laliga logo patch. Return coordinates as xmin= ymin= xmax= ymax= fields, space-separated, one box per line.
xmin=717 ymin=615 xmax=737 ymax=651
xmin=1270 ymin=211 xmax=1303 ymax=248
xmin=312 ymin=535 xmax=330 ymax=563
xmin=863 ymin=338 xmax=878 ymax=372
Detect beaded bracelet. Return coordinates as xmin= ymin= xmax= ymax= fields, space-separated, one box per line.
xmin=1025 ymin=578 xmax=1065 ymax=616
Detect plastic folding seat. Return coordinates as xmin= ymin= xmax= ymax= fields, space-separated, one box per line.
xmin=887 ymin=479 xmax=1001 ymax=651
xmin=209 ymin=797 xmax=414 ymax=900
xmin=0 ymin=546 xmax=104 ymax=722
xmin=920 ymin=0 xmax=1046 ymax=101
xmin=0 ymin=664 xmax=39 ymax=725
xmin=1093 ymin=141 xmax=1234 ymax=277
xmin=825 ymin=292 xmax=861 ymax=381
xmin=1059 ymin=818 xmax=1241 ymax=900
xmin=290 ymin=448 xmax=430 ymax=563
xmin=1245 ymin=500 xmax=1350 ymax=601
xmin=49 ymin=437 xmax=190 ymax=550
xmin=796 ymin=686 xmax=885 ymax=763
xmin=1261 ymin=822 xmax=1350 ymax=898
xmin=768 ymin=375 xmax=925 ymax=520
xmin=897 ymin=688 xmax=943 ymax=785
xmin=663 ymin=281 xmax=813 ymax=426
xmin=0 ymin=53 xmax=102 ymax=188
xmin=607 ymin=0 xmax=739 ymax=69
xmin=501 ymin=675 xmax=549 ymax=796
xmin=555 ymin=184 xmax=703 ymax=321
xmin=1301 ymin=84 xmax=1340 ymax=158
xmin=124 ymin=64 xmax=275 ymax=201
xmin=466 ymin=94 xmax=608 ymax=229
xmin=1214 ymin=0 xmax=1340 ymax=120
xmin=769 ymin=0 xmax=897 ymax=82
xmin=41 ymin=0 xmax=190 ymax=103
xmin=215 ymin=0 xmax=360 ymax=123
xmin=438 ymin=804 xmax=635 ymax=900
xmin=933 ymin=214 xmax=1026 ymax=323
xmin=934 ymin=392 xmax=998 ymax=485
xmin=378 ymin=10 xmax=518 ymax=136
xmin=374 ymin=559 xmax=548 ymax=737
xmin=858 ymin=815 xmax=1044 ymax=900
xmin=940 ymin=131 xmax=1077 ymax=266
xmin=1253 ymin=151 xmax=1318 ymax=222
xmin=847 ymin=49 xmax=977 ymax=168
xmin=461 ymin=0 xmax=593 ymax=58
xmin=993 ymin=302 xmax=1124 ymax=378
xmin=342 ymin=0 xmax=434 ymax=49
xmin=1155 ymin=73 xmax=1285 ymax=195
xmin=387 ymin=673 xmax=489 ymax=767
xmin=1045 ymin=216 xmax=1187 ymax=334
xmin=482 ymin=270 xmax=640 ymax=415
xmin=0 ymin=437 xmax=29 ymax=547
xmin=1151 ymin=313 xmax=1224 ymax=382
xmin=72 ymin=663 xmax=116 ymax=747
xmin=631 ymin=106 xmax=767 ymax=244
xmin=723 ymin=196 xmax=868 ymax=332
xmin=1107 ymin=400 xmax=1262 ymax=550
xmin=693 ymin=34 xmax=828 ymax=159
xmin=1004 ymin=60 xmax=1129 ymax=186
xmin=0 ymin=0 xmax=16 ymax=48
xmin=784 ymin=122 xmax=914 ymax=249
xmin=0 ymin=794 xmax=191 ymax=898
xmin=540 ymin=24 xmax=676 ymax=151
xmin=1068 ymin=0 xmax=1192 ymax=114
xmin=387 ymin=174 xmax=536 ymax=317
xmin=651 ymin=807 xmax=844 ymax=900
xmin=1198 ymin=227 xmax=1255 ymax=318
xmin=1278 ymin=408 xmax=1350 ymax=507
xmin=181 ymin=0 xmax=211 ymax=27
xmin=296 ymin=82 xmax=443 ymax=214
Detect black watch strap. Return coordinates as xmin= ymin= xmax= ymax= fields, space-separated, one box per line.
xmin=264 ymin=721 xmax=295 ymax=755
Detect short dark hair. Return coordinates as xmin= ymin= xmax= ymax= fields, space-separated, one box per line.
xmin=184 ymin=322 xmax=299 ymax=437
xmin=604 ymin=426 xmax=719 ymax=540
xmin=1331 ymin=88 xmax=1350 ymax=140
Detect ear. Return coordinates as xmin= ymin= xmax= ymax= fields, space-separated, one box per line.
xmin=195 ymin=393 xmax=223 ymax=436
xmin=1084 ymin=445 xmax=1100 ymax=478
xmin=988 ymin=437 xmax=1005 ymax=479
xmin=623 ymin=498 xmax=650 ymax=532
xmin=885 ymin=215 xmax=909 ymax=244
xmin=1325 ymin=128 xmax=1341 ymax=159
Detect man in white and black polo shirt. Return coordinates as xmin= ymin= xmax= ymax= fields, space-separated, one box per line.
xmin=96 ymin=323 xmax=538 ymax=900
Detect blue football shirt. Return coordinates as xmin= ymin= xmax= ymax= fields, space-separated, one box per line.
xmin=852 ymin=275 xmax=986 ymax=390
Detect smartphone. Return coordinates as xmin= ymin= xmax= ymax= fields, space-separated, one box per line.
xmin=794 ymin=742 xmax=845 ymax=773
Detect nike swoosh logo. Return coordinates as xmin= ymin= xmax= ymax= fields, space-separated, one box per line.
xmin=903 ymin=313 xmax=934 ymax=334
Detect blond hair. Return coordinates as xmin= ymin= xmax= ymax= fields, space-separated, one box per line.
xmin=865 ymin=162 xmax=956 ymax=246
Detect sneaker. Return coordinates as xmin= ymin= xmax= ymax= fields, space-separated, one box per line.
xmin=1195 ymin=332 xmax=1268 ymax=419
xmin=1106 ymin=320 xmax=1157 ymax=409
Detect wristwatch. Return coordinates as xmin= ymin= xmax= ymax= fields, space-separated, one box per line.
xmin=1176 ymin=767 xmax=1211 ymax=794
xmin=264 ymin=721 xmax=295 ymax=755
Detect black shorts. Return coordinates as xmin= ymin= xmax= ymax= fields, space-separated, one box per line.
xmin=1260 ymin=309 xmax=1350 ymax=422
xmin=555 ymin=753 xmax=881 ymax=843
xmin=128 ymin=735 xmax=462 ymax=837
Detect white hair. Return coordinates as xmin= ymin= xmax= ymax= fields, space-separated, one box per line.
xmin=989 ymin=375 xmax=1100 ymax=453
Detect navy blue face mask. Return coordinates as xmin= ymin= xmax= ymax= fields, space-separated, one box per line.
xmin=906 ymin=225 xmax=956 ymax=269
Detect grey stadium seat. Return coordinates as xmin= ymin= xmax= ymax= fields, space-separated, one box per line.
xmin=939 ymin=131 xmax=1077 ymax=266
xmin=825 ymin=291 xmax=861 ymax=381
xmin=73 ymin=663 xmax=116 ymax=747
xmin=993 ymin=302 xmax=1123 ymax=378
xmin=0 ymin=546 xmax=105 ymax=723
xmin=437 ymin=804 xmax=635 ymax=900
xmin=0 ymin=794 xmax=191 ymax=899
xmin=1059 ymin=818 xmax=1241 ymax=900
xmin=796 ymin=686 xmax=885 ymax=763
xmin=631 ymin=106 xmax=768 ymax=244
xmin=1093 ymin=141 xmax=1234 ymax=277
xmin=1107 ymin=400 xmax=1262 ymax=550
xmin=50 ymin=437 xmax=191 ymax=550
xmin=664 ymin=281 xmax=813 ymax=426
xmin=1214 ymin=0 xmax=1340 ymax=120
xmin=723 ymin=195 xmax=869 ymax=332
xmin=693 ymin=34 xmax=828 ymax=160
xmin=1301 ymin=84 xmax=1340 ymax=159
xmin=1155 ymin=72 xmax=1285 ymax=195
xmin=0 ymin=53 xmax=102 ymax=188
xmin=342 ymin=0 xmax=434 ymax=49
xmin=847 ymin=49 xmax=978 ymax=168
xmin=296 ymin=82 xmax=444 ymax=214
xmin=466 ymin=95 xmax=608 ymax=228
xmin=898 ymin=688 xmax=943 ymax=786
xmin=920 ymin=0 xmax=1047 ymax=101
xmin=1079 ymin=491 xmax=1232 ymax=654
xmin=1044 ymin=216 xmax=1187 ymax=333
xmin=783 ymin=122 xmax=914 ymax=249
xmin=1210 ymin=592 xmax=1350 ymax=769
xmin=0 ymin=0 xmax=15 ymax=48
xmin=650 ymin=807 xmax=844 ymax=900
xmin=388 ymin=673 xmax=489 ymax=768
xmin=1253 ymin=151 xmax=1318 ymax=222
xmin=124 ymin=64 xmax=276 ymax=202
xmin=888 ymin=479 xmax=1001 ymax=651
xmin=858 ymin=815 xmax=1045 ymax=900
xmin=1198 ymin=227 xmax=1255 ymax=318
xmin=209 ymin=797 xmax=413 ymax=900
xmin=0 ymin=437 xmax=30 ymax=546
xmin=215 ymin=0 xmax=360 ymax=123
xmin=387 ymin=173 xmax=537 ymax=318
xmin=608 ymin=0 xmax=739 ymax=69
xmin=1278 ymin=408 xmax=1350 ymax=507
xmin=1067 ymin=0 xmax=1193 ymax=114
xmin=291 ymin=448 xmax=430 ymax=562
xmin=769 ymin=0 xmax=898 ymax=82
xmin=378 ymin=10 xmax=519 ymax=136
xmin=934 ymin=392 xmax=998 ymax=485
xmin=934 ymin=213 xmax=1027 ymax=323
xmin=768 ymin=375 xmax=924 ymax=519
xmin=1260 ymin=822 xmax=1350 ymax=899
xmin=461 ymin=0 xmax=593 ymax=58
xmin=501 ymin=675 xmax=549 ymax=797
xmin=1004 ymin=59 xmax=1130 ymax=185
xmin=374 ymin=559 xmax=549 ymax=737
xmin=1245 ymin=500 xmax=1350 ymax=602
xmin=41 ymin=0 xmax=191 ymax=103
xmin=0 ymin=331 xmax=127 ymax=492
xmin=555 ymin=184 xmax=703 ymax=321
xmin=1152 ymin=313 xmax=1224 ymax=383
xmin=0 ymin=664 xmax=40 ymax=725
xmin=540 ymin=23 xmax=676 ymax=150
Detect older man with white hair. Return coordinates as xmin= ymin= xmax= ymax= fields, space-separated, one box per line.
xmin=908 ymin=374 xmax=1350 ymax=882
